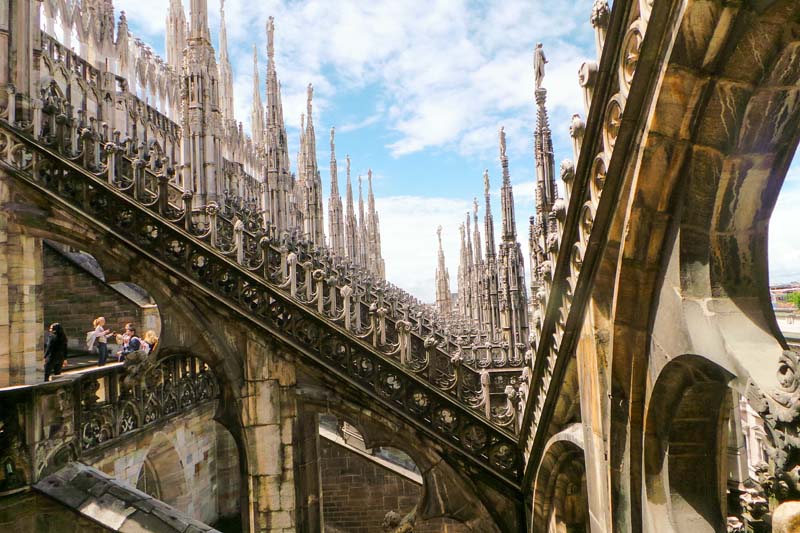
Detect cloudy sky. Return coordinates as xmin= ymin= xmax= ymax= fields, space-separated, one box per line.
xmin=114 ymin=0 xmax=800 ymax=301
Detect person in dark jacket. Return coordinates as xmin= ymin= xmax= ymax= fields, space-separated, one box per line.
xmin=117 ymin=324 xmax=141 ymax=361
xmin=44 ymin=322 xmax=67 ymax=381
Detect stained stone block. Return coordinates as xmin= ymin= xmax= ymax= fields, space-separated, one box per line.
xmin=247 ymin=425 xmax=282 ymax=476
xmin=270 ymin=510 xmax=293 ymax=529
xmin=257 ymin=475 xmax=281 ymax=511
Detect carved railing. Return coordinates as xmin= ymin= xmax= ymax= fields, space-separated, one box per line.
xmin=37 ymin=27 xmax=523 ymax=375
xmin=0 ymin=353 xmax=217 ymax=493
xmin=79 ymin=353 xmax=217 ymax=451
xmin=0 ymin=108 xmax=522 ymax=489
xmin=519 ymin=0 xmax=650 ymax=468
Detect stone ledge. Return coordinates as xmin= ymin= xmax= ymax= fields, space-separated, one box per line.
xmin=33 ymin=462 xmax=220 ymax=533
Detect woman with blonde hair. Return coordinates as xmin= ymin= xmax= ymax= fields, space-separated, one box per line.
xmin=143 ymin=330 xmax=159 ymax=354
xmin=92 ymin=316 xmax=112 ymax=366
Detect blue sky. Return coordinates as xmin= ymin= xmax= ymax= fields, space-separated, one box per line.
xmin=115 ymin=0 xmax=800 ymax=301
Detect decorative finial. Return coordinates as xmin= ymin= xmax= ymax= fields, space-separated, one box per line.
xmin=346 ymin=155 xmax=351 ymax=177
xmin=483 ymin=169 xmax=490 ymax=195
xmin=499 ymin=127 xmax=506 ymax=158
xmin=437 ymin=225 xmax=443 ymax=245
xmin=473 ymin=197 xmax=479 ymax=214
xmin=330 ymin=127 xmax=335 ymax=152
xmin=306 ymin=84 xmax=313 ymax=115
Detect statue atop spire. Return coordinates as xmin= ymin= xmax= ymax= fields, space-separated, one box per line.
xmin=499 ymin=126 xmax=507 ymax=159
xmin=306 ymin=83 xmax=314 ymax=120
xmin=267 ymin=16 xmax=275 ymax=59
xmin=533 ymin=43 xmax=547 ymax=89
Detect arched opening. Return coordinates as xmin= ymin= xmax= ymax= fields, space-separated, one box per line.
xmin=644 ymin=355 xmax=734 ymax=533
xmin=136 ymin=434 xmax=188 ymax=512
xmin=41 ymin=240 xmax=162 ymax=373
xmin=317 ymin=413 xmax=469 ymax=532
xmin=136 ymin=458 xmax=161 ymax=500
xmin=533 ymin=425 xmax=590 ymax=533
xmin=210 ymin=421 xmax=242 ymax=533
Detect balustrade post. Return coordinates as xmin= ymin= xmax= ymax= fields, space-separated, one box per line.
xmin=369 ymin=304 xmax=378 ymax=347
xmin=157 ymin=173 xmax=169 ymax=215
xmin=31 ymin=97 xmax=41 ymax=139
xmin=313 ymin=270 xmax=325 ymax=313
xmin=132 ymin=157 xmax=145 ymax=201
xmin=481 ymin=369 xmax=491 ymax=419
xmin=327 ymin=275 xmax=338 ymax=317
xmin=354 ymin=291 xmax=363 ymax=331
xmin=377 ymin=307 xmax=387 ymax=347
xmin=234 ymin=219 xmax=244 ymax=265
xmin=207 ymin=203 xmax=218 ymax=247
xmin=260 ymin=237 xmax=271 ymax=280
xmin=182 ymin=191 xmax=193 ymax=231
xmin=6 ymin=85 xmax=16 ymax=124
xmin=90 ymin=117 xmax=100 ymax=169
xmin=302 ymin=261 xmax=312 ymax=301
xmin=452 ymin=352 xmax=463 ymax=400
xmin=287 ymin=252 xmax=298 ymax=298
xmin=341 ymin=286 xmax=353 ymax=330
xmin=109 ymin=131 xmax=121 ymax=182
xmin=397 ymin=321 xmax=410 ymax=366
xmin=80 ymin=126 xmax=92 ymax=170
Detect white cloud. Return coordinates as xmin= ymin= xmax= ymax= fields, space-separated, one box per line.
xmin=109 ymin=0 xmax=800 ymax=302
xmin=770 ymin=166 xmax=800 ymax=284
xmin=377 ymin=195 xmax=473 ymax=301
xmin=115 ymin=0 xmax=593 ymax=162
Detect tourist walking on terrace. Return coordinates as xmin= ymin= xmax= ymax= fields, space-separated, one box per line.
xmin=44 ymin=323 xmax=67 ymax=381
xmin=90 ymin=317 xmax=112 ymax=366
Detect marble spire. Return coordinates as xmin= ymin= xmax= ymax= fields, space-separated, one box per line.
xmin=217 ymin=0 xmax=234 ymax=123
xmin=344 ymin=155 xmax=359 ymax=261
xmin=328 ymin=127 xmax=345 ymax=256
xmin=250 ymin=45 xmax=264 ymax=146
xmin=165 ymin=0 xmax=187 ymax=71
xmin=435 ymin=226 xmax=453 ymax=316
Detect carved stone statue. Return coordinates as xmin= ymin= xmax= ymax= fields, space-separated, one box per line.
xmin=533 ymin=43 xmax=547 ymax=89
xmin=382 ymin=509 xmax=416 ymax=532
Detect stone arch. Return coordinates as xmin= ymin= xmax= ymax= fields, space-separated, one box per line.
xmin=643 ymin=354 xmax=734 ymax=533
xmin=593 ymin=1 xmax=800 ymax=528
xmin=136 ymin=432 xmax=189 ymax=512
xmin=39 ymin=240 xmax=162 ymax=356
xmin=532 ymin=424 xmax=589 ymax=533
xmin=210 ymin=420 xmax=241 ymax=529
xmin=310 ymin=396 xmax=518 ymax=532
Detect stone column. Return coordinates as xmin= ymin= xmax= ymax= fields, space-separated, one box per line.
xmin=241 ymin=337 xmax=298 ymax=533
xmin=0 ymin=177 xmax=44 ymax=387
xmin=294 ymin=404 xmax=323 ymax=531
xmin=4 ymin=0 xmax=41 ymax=120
